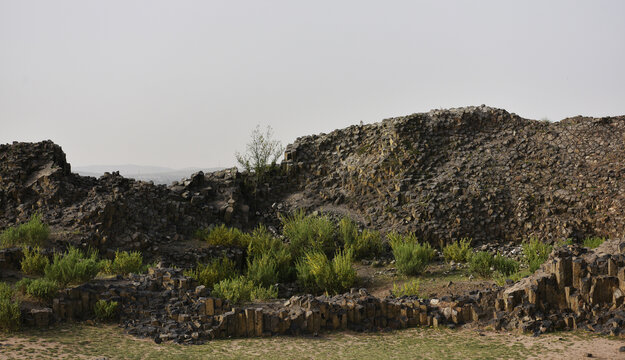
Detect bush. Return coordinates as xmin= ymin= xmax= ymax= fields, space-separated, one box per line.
xmin=25 ymin=278 xmax=59 ymax=300
xmin=295 ymin=249 xmax=357 ymax=294
xmin=522 ymin=238 xmax=552 ymax=272
xmin=102 ymin=250 xmax=144 ymax=275
xmin=212 ymin=276 xmax=254 ymax=303
xmin=235 ymin=124 xmax=284 ymax=178
xmin=246 ymin=253 xmax=279 ymax=287
xmin=44 ymin=247 xmax=101 ymax=286
xmin=388 ymin=232 xmax=435 ymax=276
xmin=0 ymin=282 xmax=19 ymax=332
xmin=246 ymin=225 xmax=293 ymax=282
xmin=494 ymin=269 xmax=533 ymax=287
xmin=184 ymin=257 xmax=237 ymax=288
xmin=347 ymin=229 xmax=383 ymax=260
xmin=251 ymin=285 xmax=278 ymax=301
xmin=391 ymin=279 xmax=421 ymax=298
xmin=443 ymin=238 xmax=472 ymax=263
xmin=93 ymin=300 xmax=118 ymax=321
xmin=469 ymin=251 xmax=493 ymax=277
xmin=492 ymin=254 xmax=519 ymax=277
xmin=583 ymin=237 xmax=605 ymax=249
xmin=281 ymin=210 xmax=336 ymax=259
xmin=204 ymin=224 xmax=249 ymax=248
xmin=0 ymin=214 xmax=50 ymax=248
xmin=338 ymin=217 xmax=358 ymax=247
xmin=20 ymin=247 xmax=49 ymax=275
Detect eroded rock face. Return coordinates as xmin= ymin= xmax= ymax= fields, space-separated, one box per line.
xmin=282 ymin=106 xmax=625 ymax=243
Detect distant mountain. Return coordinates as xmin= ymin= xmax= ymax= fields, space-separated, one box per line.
xmin=73 ymin=164 xmax=225 ymax=185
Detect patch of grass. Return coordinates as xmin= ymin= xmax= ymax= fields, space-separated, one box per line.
xmin=184 ymin=257 xmax=238 ymax=288
xmin=0 ymin=214 xmax=50 ymax=248
xmin=442 ymin=238 xmax=472 ymax=263
xmin=522 ymin=238 xmax=552 ymax=272
xmin=246 ymin=253 xmax=279 ymax=287
xmin=246 ymin=225 xmax=293 ymax=282
xmin=388 ymin=232 xmax=435 ymax=276
xmin=468 ymin=251 xmax=493 ymax=277
xmin=44 ymin=247 xmax=101 ymax=287
xmin=348 ymin=230 xmax=383 ymax=260
xmin=582 ymin=237 xmax=605 ymax=249
xmin=204 ymin=224 xmax=249 ymax=248
xmin=212 ymin=276 xmax=276 ymax=303
xmin=296 ymin=249 xmax=357 ymax=295
xmin=494 ymin=269 xmax=533 ymax=286
xmin=492 ymin=254 xmax=519 ymax=277
xmin=281 ymin=210 xmax=336 ymax=259
xmin=100 ymin=250 xmax=144 ymax=275
xmin=20 ymin=246 xmax=49 ymax=275
xmin=93 ymin=300 xmax=118 ymax=322
xmin=0 ymin=282 xmax=20 ymax=332
xmin=24 ymin=278 xmax=59 ymax=300
xmin=391 ymin=279 xmax=421 ymax=298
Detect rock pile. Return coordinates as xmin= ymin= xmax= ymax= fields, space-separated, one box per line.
xmin=495 ymin=239 xmax=625 ymax=336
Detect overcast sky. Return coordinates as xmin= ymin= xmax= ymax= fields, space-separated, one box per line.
xmin=1 ymin=1 xmax=624 ymax=169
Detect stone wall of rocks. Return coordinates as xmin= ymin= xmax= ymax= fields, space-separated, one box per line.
xmin=27 ymin=267 xmax=490 ymax=344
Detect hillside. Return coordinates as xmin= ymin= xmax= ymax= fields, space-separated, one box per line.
xmin=1 ymin=105 xmax=625 ymax=254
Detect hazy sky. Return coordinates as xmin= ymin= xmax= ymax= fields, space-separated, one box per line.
xmin=1 ymin=1 xmax=624 ymax=168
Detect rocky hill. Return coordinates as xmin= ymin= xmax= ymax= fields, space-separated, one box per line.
xmin=1 ymin=105 xmax=625 ymax=255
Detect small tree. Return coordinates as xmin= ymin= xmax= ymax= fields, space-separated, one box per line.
xmin=236 ymin=125 xmax=284 ymax=178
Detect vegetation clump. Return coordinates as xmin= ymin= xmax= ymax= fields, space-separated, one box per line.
xmin=469 ymin=251 xmax=493 ymax=277
xmin=442 ymin=238 xmax=472 ymax=263
xmin=339 ymin=218 xmax=383 ymax=259
xmin=391 ymin=279 xmax=421 ymax=298
xmin=388 ymin=232 xmax=435 ymax=276
xmin=184 ymin=257 xmax=238 ymax=288
xmin=582 ymin=236 xmax=605 ymax=249
xmin=94 ymin=300 xmax=119 ymax=321
xmin=522 ymin=238 xmax=552 ymax=272
xmin=0 ymin=282 xmax=20 ymax=332
xmin=20 ymin=246 xmax=49 ymax=275
xmin=281 ymin=210 xmax=336 ymax=259
xmin=100 ymin=250 xmax=144 ymax=275
xmin=212 ymin=276 xmax=277 ymax=303
xmin=24 ymin=278 xmax=59 ymax=300
xmin=296 ymin=249 xmax=357 ymax=294
xmin=203 ymin=224 xmax=249 ymax=248
xmin=235 ymin=124 xmax=284 ymax=178
xmin=0 ymin=214 xmax=50 ymax=248
xmin=44 ymin=247 xmax=101 ymax=287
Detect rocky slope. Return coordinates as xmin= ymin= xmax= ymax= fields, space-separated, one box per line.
xmin=1 ymin=105 xmax=625 ymax=255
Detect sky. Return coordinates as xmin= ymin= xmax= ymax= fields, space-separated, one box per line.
xmin=1 ymin=1 xmax=624 ymax=169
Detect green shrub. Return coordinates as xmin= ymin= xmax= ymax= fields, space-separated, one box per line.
xmin=469 ymin=251 xmax=493 ymax=277
xmin=246 ymin=253 xmax=279 ymax=287
xmin=583 ymin=237 xmax=605 ymax=249
xmin=338 ymin=217 xmax=358 ymax=247
xmin=347 ymin=229 xmax=383 ymax=260
xmin=44 ymin=247 xmax=101 ymax=286
xmin=492 ymin=254 xmax=519 ymax=277
xmin=204 ymin=224 xmax=249 ymax=248
xmin=102 ymin=250 xmax=144 ymax=275
xmin=251 ymin=285 xmax=278 ymax=301
xmin=184 ymin=257 xmax=237 ymax=288
xmin=0 ymin=282 xmax=19 ymax=332
xmin=0 ymin=214 xmax=50 ymax=248
xmin=443 ymin=238 xmax=472 ymax=263
xmin=212 ymin=276 xmax=255 ymax=303
xmin=391 ymin=279 xmax=421 ymax=297
xmin=93 ymin=300 xmax=118 ymax=321
xmin=281 ymin=210 xmax=336 ymax=259
xmin=522 ymin=238 xmax=552 ymax=272
xmin=13 ymin=278 xmax=32 ymax=294
xmin=20 ymin=247 xmax=49 ymax=275
xmin=388 ymin=232 xmax=435 ymax=276
xmin=0 ymin=282 xmax=13 ymax=300
xmin=246 ymin=225 xmax=294 ymax=282
xmin=25 ymin=278 xmax=59 ymax=300
xmin=0 ymin=297 xmax=20 ymax=332
xmin=295 ymin=249 xmax=356 ymax=294
xmin=494 ymin=269 xmax=533 ymax=287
